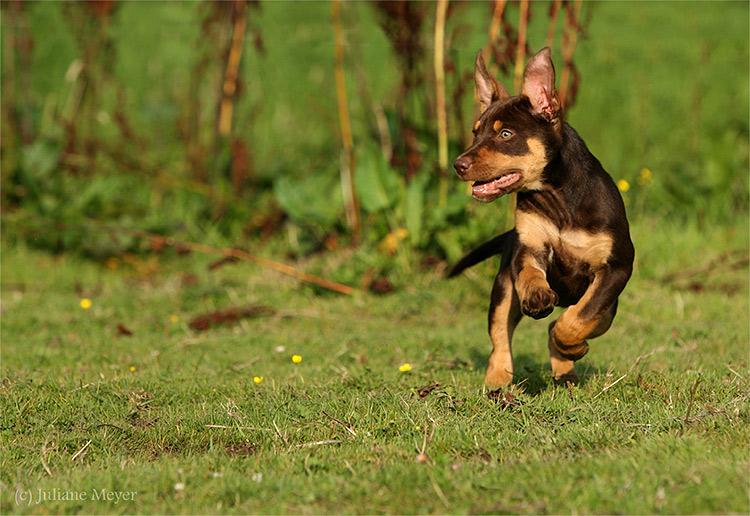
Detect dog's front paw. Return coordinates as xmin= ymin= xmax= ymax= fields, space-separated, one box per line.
xmin=522 ymin=286 xmax=558 ymax=319
xmin=484 ymin=367 xmax=513 ymax=390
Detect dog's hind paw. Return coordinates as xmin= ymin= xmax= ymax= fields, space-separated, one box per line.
xmin=521 ymin=286 xmax=558 ymax=319
xmin=553 ymin=371 xmax=579 ymax=386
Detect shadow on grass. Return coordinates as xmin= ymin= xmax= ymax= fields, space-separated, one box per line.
xmin=469 ymin=348 xmax=603 ymax=395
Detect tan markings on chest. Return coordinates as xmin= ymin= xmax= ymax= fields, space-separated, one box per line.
xmin=515 ymin=211 xmax=613 ymax=267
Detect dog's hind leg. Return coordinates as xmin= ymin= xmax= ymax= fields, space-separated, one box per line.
xmin=547 ymin=268 xmax=628 ymax=383
xmin=548 ymin=302 xmax=617 ymax=383
xmin=485 ymin=267 xmax=522 ymax=389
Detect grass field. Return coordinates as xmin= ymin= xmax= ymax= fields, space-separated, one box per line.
xmin=2 ymin=218 xmax=748 ymax=514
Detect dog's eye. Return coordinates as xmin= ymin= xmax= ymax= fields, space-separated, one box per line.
xmin=499 ymin=129 xmax=514 ymax=139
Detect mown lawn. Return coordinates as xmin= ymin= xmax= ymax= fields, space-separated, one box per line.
xmin=1 ymin=218 xmax=748 ymax=514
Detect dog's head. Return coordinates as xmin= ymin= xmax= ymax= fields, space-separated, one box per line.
xmin=454 ymin=48 xmax=563 ymax=202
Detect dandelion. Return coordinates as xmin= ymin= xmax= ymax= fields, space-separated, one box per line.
xmin=169 ymin=314 xmax=180 ymax=324
xmin=638 ymin=167 xmax=653 ymax=186
xmin=617 ymin=179 xmax=630 ymax=193
xmin=399 ymin=363 xmax=413 ymax=373
xmin=79 ymin=298 xmax=92 ymax=310
xmin=129 ymin=365 xmax=137 ymax=373
xmin=253 ymin=376 xmax=264 ymax=384
xmin=291 ymin=354 xmax=302 ymax=364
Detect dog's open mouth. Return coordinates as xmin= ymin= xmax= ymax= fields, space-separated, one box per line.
xmin=471 ymin=171 xmax=522 ymax=202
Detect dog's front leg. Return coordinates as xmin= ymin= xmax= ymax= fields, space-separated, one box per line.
xmin=548 ymin=266 xmax=630 ymax=382
xmin=485 ymin=267 xmax=522 ymax=389
xmin=513 ymin=245 xmax=557 ymax=319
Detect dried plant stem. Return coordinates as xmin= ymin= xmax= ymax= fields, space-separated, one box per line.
xmin=156 ymin=235 xmax=355 ymax=295
xmin=545 ymin=0 xmax=563 ymax=49
xmin=434 ymin=0 xmax=449 ymax=207
xmin=512 ymin=0 xmax=530 ymax=93
xmin=218 ymin=0 xmax=248 ymax=136
xmin=486 ymin=0 xmax=507 ymax=59
xmin=679 ymin=377 xmax=701 ymax=436
xmin=60 ymin=221 xmax=356 ymax=295
xmin=559 ymin=0 xmax=583 ymax=108
xmin=332 ymin=0 xmax=361 ymax=242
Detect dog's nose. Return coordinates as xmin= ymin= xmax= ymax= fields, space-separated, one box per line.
xmin=454 ymin=156 xmax=472 ymax=177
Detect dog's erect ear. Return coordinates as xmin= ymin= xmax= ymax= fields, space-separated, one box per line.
xmin=522 ymin=47 xmax=561 ymax=122
xmin=475 ymin=51 xmax=509 ymax=114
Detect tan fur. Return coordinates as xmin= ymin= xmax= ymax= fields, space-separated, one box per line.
xmin=485 ymin=273 xmax=520 ymax=388
xmin=548 ymin=272 xmax=616 ymax=376
xmin=548 ymin=339 xmax=577 ymax=382
xmin=474 ymin=120 xmax=481 ymax=131
xmin=562 ymin=229 xmax=613 ymax=267
xmin=515 ymin=210 xmax=557 ymax=251
xmin=515 ymin=254 xmax=549 ymax=301
xmin=516 ymin=211 xmax=614 ymax=268
xmin=553 ymin=273 xmax=602 ymax=345
xmin=474 ymin=137 xmax=548 ymax=189
xmin=493 ymin=120 xmax=503 ymax=131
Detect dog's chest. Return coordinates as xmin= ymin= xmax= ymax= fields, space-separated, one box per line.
xmin=515 ymin=211 xmax=613 ymax=269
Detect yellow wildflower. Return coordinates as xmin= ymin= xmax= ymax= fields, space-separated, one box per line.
xmin=129 ymin=365 xmax=137 ymax=373
xmin=169 ymin=314 xmax=180 ymax=324
xmin=638 ymin=167 xmax=653 ymax=186
xmin=379 ymin=228 xmax=409 ymax=255
xmin=291 ymin=354 xmax=303 ymax=364
xmin=80 ymin=298 xmax=92 ymax=310
xmin=617 ymin=179 xmax=630 ymax=193
xmin=253 ymin=376 xmax=264 ymax=384
xmin=399 ymin=363 xmax=413 ymax=373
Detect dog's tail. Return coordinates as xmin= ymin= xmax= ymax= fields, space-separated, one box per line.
xmin=445 ymin=229 xmax=514 ymax=278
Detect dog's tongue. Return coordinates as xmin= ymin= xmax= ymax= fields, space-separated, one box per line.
xmin=472 ymin=172 xmax=522 ymax=202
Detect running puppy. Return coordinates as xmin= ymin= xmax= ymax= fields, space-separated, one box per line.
xmin=450 ymin=48 xmax=634 ymax=388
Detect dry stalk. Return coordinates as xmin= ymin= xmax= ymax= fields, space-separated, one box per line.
xmin=559 ymin=0 xmax=583 ymax=108
xmin=332 ymin=0 xmax=361 ymax=242
xmin=434 ymin=0 xmax=449 ymax=207
xmin=679 ymin=377 xmax=702 ymax=436
xmin=512 ymin=0 xmax=530 ymax=93
xmin=218 ymin=0 xmax=248 ymax=136
xmin=50 ymin=219 xmax=357 ymax=295
xmin=545 ymin=0 xmax=563 ymax=49
xmin=485 ymin=0 xmax=507 ymax=60
xmin=157 ymin=234 xmax=356 ymax=295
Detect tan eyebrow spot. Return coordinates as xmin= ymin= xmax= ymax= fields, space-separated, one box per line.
xmin=474 ymin=120 xmax=481 ymax=131
xmin=493 ymin=120 xmax=503 ymax=131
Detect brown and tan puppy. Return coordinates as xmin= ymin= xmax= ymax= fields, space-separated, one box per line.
xmin=449 ymin=48 xmax=634 ymax=388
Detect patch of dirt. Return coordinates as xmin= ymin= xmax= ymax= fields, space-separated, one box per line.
xmin=188 ymin=305 xmax=275 ymax=331
xmin=487 ymin=390 xmax=520 ymax=410
xmin=416 ymin=382 xmax=441 ymax=398
xmin=116 ymin=323 xmax=133 ymax=336
xmin=225 ymin=442 xmax=258 ymax=457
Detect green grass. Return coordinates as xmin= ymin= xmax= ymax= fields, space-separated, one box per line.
xmin=2 ymin=218 xmax=748 ymax=514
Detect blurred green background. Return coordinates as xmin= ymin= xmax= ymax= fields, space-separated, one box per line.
xmin=2 ymin=0 xmax=748 ymax=265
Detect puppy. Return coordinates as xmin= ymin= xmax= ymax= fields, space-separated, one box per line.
xmin=450 ymin=48 xmax=634 ymax=388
